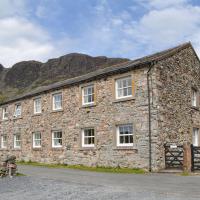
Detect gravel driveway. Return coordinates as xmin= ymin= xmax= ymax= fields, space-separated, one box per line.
xmin=0 ymin=165 xmax=200 ymax=200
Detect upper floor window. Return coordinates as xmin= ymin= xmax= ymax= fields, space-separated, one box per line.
xmin=34 ymin=98 xmax=41 ymax=114
xmin=14 ymin=134 xmax=21 ymax=149
xmin=82 ymin=128 xmax=95 ymax=147
xmin=14 ymin=104 xmax=21 ymax=117
xmin=192 ymin=89 xmax=198 ymax=107
xmin=52 ymin=131 xmax=62 ymax=148
xmin=33 ymin=132 xmax=41 ymax=148
xmin=52 ymin=93 xmax=62 ymax=110
xmin=2 ymin=107 xmax=8 ymax=120
xmin=116 ymin=124 xmax=133 ymax=147
xmin=82 ymin=85 xmax=95 ymax=105
xmin=1 ymin=135 xmax=7 ymax=149
xmin=193 ymin=127 xmax=199 ymax=147
xmin=115 ymin=76 xmax=132 ymax=99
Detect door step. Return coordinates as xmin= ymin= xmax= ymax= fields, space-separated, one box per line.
xmin=159 ymin=169 xmax=183 ymax=173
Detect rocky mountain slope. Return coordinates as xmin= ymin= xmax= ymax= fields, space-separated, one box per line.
xmin=0 ymin=53 xmax=129 ymax=103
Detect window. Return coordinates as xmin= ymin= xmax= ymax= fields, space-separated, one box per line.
xmin=116 ymin=124 xmax=133 ymax=146
xmin=82 ymin=85 xmax=95 ymax=105
xmin=115 ymin=76 xmax=132 ymax=99
xmin=1 ymin=135 xmax=7 ymax=148
xmin=52 ymin=93 xmax=62 ymax=110
xmin=33 ymin=132 xmax=41 ymax=148
xmin=34 ymin=98 xmax=41 ymax=114
xmin=192 ymin=89 xmax=198 ymax=107
xmin=14 ymin=134 xmax=21 ymax=149
xmin=82 ymin=128 xmax=95 ymax=147
xmin=2 ymin=107 xmax=8 ymax=120
xmin=52 ymin=131 xmax=62 ymax=148
xmin=193 ymin=128 xmax=199 ymax=147
xmin=14 ymin=104 xmax=21 ymax=117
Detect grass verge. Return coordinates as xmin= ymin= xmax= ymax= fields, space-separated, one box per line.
xmin=16 ymin=173 xmax=26 ymax=176
xmin=17 ymin=161 xmax=146 ymax=174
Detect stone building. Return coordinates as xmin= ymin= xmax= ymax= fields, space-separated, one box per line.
xmin=0 ymin=42 xmax=200 ymax=171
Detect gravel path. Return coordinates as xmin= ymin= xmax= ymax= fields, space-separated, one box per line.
xmin=0 ymin=165 xmax=200 ymax=200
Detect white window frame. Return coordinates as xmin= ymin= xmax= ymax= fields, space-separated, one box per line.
xmin=192 ymin=89 xmax=198 ymax=107
xmin=82 ymin=85 xmax=95 ymax=106
xmin=34 ymin=98 xmax=42 ymax=114
xmin=52 ymin=93 xmax=62 ymax=111
xmin=2 ymin=107 xmax=8 ymax=120
xmin=115 ymin=76 xmax=132 ymax=99
xmin=193 ymin=128 xmax=199 ymax=147
xmin=14 ymin=134 xmax=21 ymax=149
xmin=82 ymin=128 xmax=95 ymax=148
xmin=116 ymin=124 xmax=133 ymax=147
xmin=1 ymin=135 xmax=7 ymax=149
xmin=14 ymin=104 xmax=21 ymax=117
xmin=52 ymin=131 xmax=62 ymax=148
xmin=33 ymin=132 xmax=41 ymax=148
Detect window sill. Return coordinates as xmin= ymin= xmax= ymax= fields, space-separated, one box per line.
xmin=191 ymin=106 xmax=199 ymax=111
xmin=51 ymin=109 xmax=63 ymax=113
xmin=81 ymin=103 xmax=96 ymax=108
xmin=79 ymin=147 xmax=96 ymax=151
xmin=32 ymin=113 xmax=42 ymax=117
xmin=0 ymin=148 xmax=8 ymax=151
xmin=51 ymin=147 xmax=64 ymax=151
xmin=32 ymin=148 xmax=42 ymax=151
xmin=113 ymin=145 xmax=138 ymax=150
xmin=13 ymin=116 xmax=22 ymax=120
xmin=113 ymin=96 xmax=135 ymax=103
xmin=11 ymin=148 xmax=21 ymax=151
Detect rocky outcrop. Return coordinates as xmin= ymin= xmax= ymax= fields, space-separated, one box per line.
xmin=0 ymin=53 xmax=129 ymax=102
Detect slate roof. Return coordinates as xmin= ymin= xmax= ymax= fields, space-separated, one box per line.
xmin=0 ymin=42 xmax=194 ymax=105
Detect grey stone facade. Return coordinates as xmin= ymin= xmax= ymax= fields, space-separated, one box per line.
xmin=0 ymin=42 xmax=199 ymax=171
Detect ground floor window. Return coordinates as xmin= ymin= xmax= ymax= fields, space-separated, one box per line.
xmin=193 ymin=128 xmax=199 ymax=147
xmin=33 ymin=132 xmax=41 ymax=148
xmin=14 ymin=134 xmax=21 ymax=148
xmin=116 ymin=124 xmax=133 ymax=146
xmin=52 ymin=131 xmax=62 ymax=148
xmin=1 ymin=135 xmax=7 ymax=148
xmin=82 ymin=128 xmax=95 ymax=147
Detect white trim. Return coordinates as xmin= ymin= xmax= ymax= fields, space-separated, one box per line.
xmin=52 ymin=131 xmax=62 ymax=148
xmin=34 ymin=98 xmax=41 ymax=114
xmin=81 ymin=129 xmax=95 ymax=148
xmin=14 ymin=134 xmax=21 ymax=149
xmin=192 ymin=89 xmax=197 ymax=107
xmin=33 ymin=132 xmax=41 ymax=148
xmin=14 ymin=104 xmax=21 ymax=117
xmin=115 ymin=76 xmax=132 ymax=99
xmin=1 ymin=135 xmax=7 ymax=149
xmin=82 ymin=85 xmax=95 ymax=106
xmin=193 ymin=128 xmax=199 ymax=147
xmin=52 ymin=93 xmax=62 ymax=111
xmin=116 ymin=124 xmax=133 ymax=147
xmin=2 ymin=107 xmax=8 ymax=120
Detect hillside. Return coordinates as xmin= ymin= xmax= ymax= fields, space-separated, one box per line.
xmin=0 ymin=53 xmax=129 ymax=103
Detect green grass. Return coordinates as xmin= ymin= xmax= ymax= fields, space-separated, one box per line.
xmin=16 ymin=172 xmax=26 ymax=176
xmin=17 ymin=160 xmax=146 ymax=174
xmin=180 ymin=171 xmax=190 ymax=176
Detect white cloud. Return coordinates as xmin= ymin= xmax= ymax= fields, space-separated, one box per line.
xmin=0 ymin=18 xmax=55 ymax=67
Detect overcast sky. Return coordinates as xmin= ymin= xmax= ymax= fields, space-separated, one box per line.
xmin=1 ymin=0 xmax=200 ymax=67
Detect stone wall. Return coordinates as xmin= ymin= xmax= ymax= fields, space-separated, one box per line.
xmin=0 ymin=67 xmax=153 ymax=170
xmin=154 ymin=46 xmax=200 ymax=169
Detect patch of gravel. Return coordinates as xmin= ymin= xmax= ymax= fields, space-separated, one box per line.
xmin=1 ymin=176 xmax=198 ymax=200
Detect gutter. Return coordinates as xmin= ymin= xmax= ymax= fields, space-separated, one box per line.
xmin=147 ymin=62 xmax=154 ymax=172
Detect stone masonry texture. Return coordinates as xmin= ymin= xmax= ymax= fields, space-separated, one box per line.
xmin=0 ymin=43 xmax=200 ymax=171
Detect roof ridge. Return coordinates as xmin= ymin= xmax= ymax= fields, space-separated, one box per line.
xmin=0 ymin=42 xmax=193 ymax=105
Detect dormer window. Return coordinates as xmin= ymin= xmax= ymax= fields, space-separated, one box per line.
xmin=14 ymin=104 xmax=21 ymax=117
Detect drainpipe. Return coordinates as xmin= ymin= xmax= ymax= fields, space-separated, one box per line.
xmin=147 ymin=62 xmax=154 ymax=172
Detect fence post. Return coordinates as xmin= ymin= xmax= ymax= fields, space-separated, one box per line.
xmin=183 ymin=142 xmax=192 ymax=173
